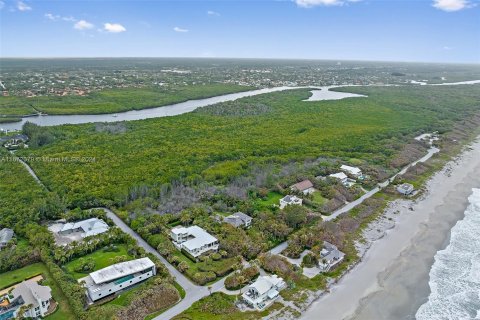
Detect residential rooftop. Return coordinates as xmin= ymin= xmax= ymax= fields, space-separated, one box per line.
xmin=89 ymin=257 xmax=155 ymax=285
xmin=11 ymin=280 xmax=52 ymax=310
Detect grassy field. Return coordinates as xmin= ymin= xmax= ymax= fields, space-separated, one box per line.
xmin=0 ymin=262 xmax=45 ymax=289
xmin=15 ymin=85 xmax=480 ymax=208
xmin=0 ymin=263 xmax=76 ymax=320
xmin=0 ymin=84 xmax=252 ymax=116
xmin=254 ymin=192 xmax=283 ymax=210
xmin=311 ymin=191 xmax=327 ymax=205
xmin=64 ymin=244 xmax=133 ymax=279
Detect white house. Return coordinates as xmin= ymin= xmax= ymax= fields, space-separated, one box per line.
xmin=58 ymin=218 xmax=110 ymax=238
xmin=397 ymin=183 xmax=414 ymax=195
xmin=242 ymin=275 xmax=286 ymax=310
xmin=0 ymin=279 xmax=53 ymax=319
xmin=223 ymin=212 xmax=252 ymax=229
xmin=290 ymin=180 xmax=315 ymax=195
xmin=0 ymin=228 xmax=14 ymax=250
xmin=340 ymin=165 xmax=363 ymax=178
xmin=80 ymin=257 xmax=156 ymax=302
xmin=279 ymin=195 xmax=303 ymax=209
xmin=318 ymin=242 xmax=345 ymax=272
xmin=329 ymin=172 xmax=348 ymax=185
xmin=170 ymin=226 xmax=219 ymax=258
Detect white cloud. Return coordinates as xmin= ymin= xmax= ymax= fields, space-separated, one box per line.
xmin=103 ymin=22 xmax=127 ymax=33
xmin=74 ymin=20 xmax=94 ymax=30
xmin=17 ymin=1 xmax=31 ymax=11
xmin=45 ymin=13 xmax=58 ymax=20
xmin=443 ymin=46 xmax=453 ymax=50
xmin=174 ymin=26 xmax=189 ymax=33
xmin=295 ymin=0 xmax=359 ymax=7
xmin=45 ymin=13 xmax=77 ymax=22
xmin=104 ymin=23 xmax=126 ymax=33
xmin=62 ymin=16 xmax=76 ymax=22
xmin=207 ymin=10 xmax=220 ymax=16
xmin=0 ymin=1 xmax=5 ymax=10
xmin=432 ymin=0 xmax=472 ymax=11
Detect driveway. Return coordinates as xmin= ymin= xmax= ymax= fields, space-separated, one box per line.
xmin=102 ymin=208 xmax=228 ymax=320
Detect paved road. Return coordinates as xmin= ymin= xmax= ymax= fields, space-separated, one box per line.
xmin=15 ymin=139 xmax=439 ymax=319
xmin=324 ymin=146 xmax=439 ymax=222
xmin=269 ymin=146 xmax=440 ymax=254
xmin=102 ymin=208 xmax=228 ymax=320
xmin=10 ymin=151 xmax=47 ymax=189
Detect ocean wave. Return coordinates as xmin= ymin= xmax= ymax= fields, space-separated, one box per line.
xmin=416 ymin=188 xmax=480 ymax=320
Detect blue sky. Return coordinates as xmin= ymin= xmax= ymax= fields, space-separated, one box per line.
xmin=0 ymin=0 xmax=479 ymax=62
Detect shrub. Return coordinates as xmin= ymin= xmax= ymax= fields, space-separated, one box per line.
xmin=73 ymin=257 xmax=95 ymax=273
xmin=178 ymin=261 xmax=189 ymax=273
xmin=219 ymin=250 xmax=228 ymax=258
xmin=40 ymin=250 xmax=88 ymax=319
xmin=103 ymin=244 xmax=119 ymax=252
xmin=109 ymin=255 xmax=128 ymax=264
xmin=211 ymin=253 xmax=222 ymax=261
xmin=224 ymin=266 xmax=259 ymax=290
xmin=169 ymin=256 xmax=181 ymax=266
xmin=157 ymin=241 xmax=175 ymax=258
xmin=302 ymin=253 xmax=318 ymax=268
xmin=114 ymin=282 xmax=180 ymax=320
xmin=192 ymin=271 xmax=217 ymax=285
xmin=259 ymin=254 xmax=299 ymax=282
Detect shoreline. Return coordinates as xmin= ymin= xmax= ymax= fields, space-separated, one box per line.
xmin=301 ymin=136 xmax=480 ymax=320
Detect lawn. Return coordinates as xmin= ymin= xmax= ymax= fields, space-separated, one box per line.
xmin=172 ymin=292 xmax=281 ymax=320
xmin=64 ymin=244 xmax=133 ymax=279
xmin=254 ymin=192 xmax=283 ymax=210
xmin=311 ymin=191 xmax=327 ymax=206
xmin=0 ymin=262 xmax=45 ymax=289
xmin=0 ymin=263 xmax=76 ymax=320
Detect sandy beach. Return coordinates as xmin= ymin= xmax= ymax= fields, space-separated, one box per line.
xmin=301 ymin=137 xmax=480 ymax=320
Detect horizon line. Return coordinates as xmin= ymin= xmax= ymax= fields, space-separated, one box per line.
xmin=0 ymin=56 xmax=479 ymax=65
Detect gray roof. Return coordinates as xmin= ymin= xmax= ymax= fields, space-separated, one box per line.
xmin=0 ymin=228 xmax=14 ymax=244
xmin=281 ymin=195 xmax=301 ymax=204
xmin=224 ymin=212 xmax=252 ymax=227
xmin=320 ymin=241 xmax=345 ymax=261
xmin=397 ymin=183 xmax=414 ymax=193
xmin=60 ymin=218 xmax=109 ymax=237
xmin=12 ymin=280 xmax=52 ymax=308
xmin=89 ymin=257 xmax=155 ymax=285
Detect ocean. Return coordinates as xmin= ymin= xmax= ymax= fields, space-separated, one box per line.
xmin=416 ymin=188 xmax=480 ymax=320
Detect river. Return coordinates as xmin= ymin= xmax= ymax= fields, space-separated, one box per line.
xmin=2 ymin=80 xmax=479 ymax=132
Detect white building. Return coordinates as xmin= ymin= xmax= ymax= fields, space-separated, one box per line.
xmin=290 ymin=179 xmax=315 ymax=195
xmin=318 ymin=242 xmax=345 ymax=272
xmin=170 ymin=226 xmax=219 ymax=258
xmin=223 ymin=212 xmax=252 ymax=229
xmin=1 ymin=279 xmax=53 ymax=319
xmin=242 ymin=275 xmax=286 ymax=310
xmin=279 ymin=195 xmax=303 ymax=209
xmin=58 ymin=218 xmax=110 ymax=238
xmin=397 ymin=183 xmax=414 ymax=195
xmin=340 ymin=165 xmax=363 ymax=178
xmin=0 ymin=228 xmax=14 ymax=250
xmin=80 ymin=257 xmax=156 ymax=302
xmin=329 ymin=172 xmax=348 ymax=185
